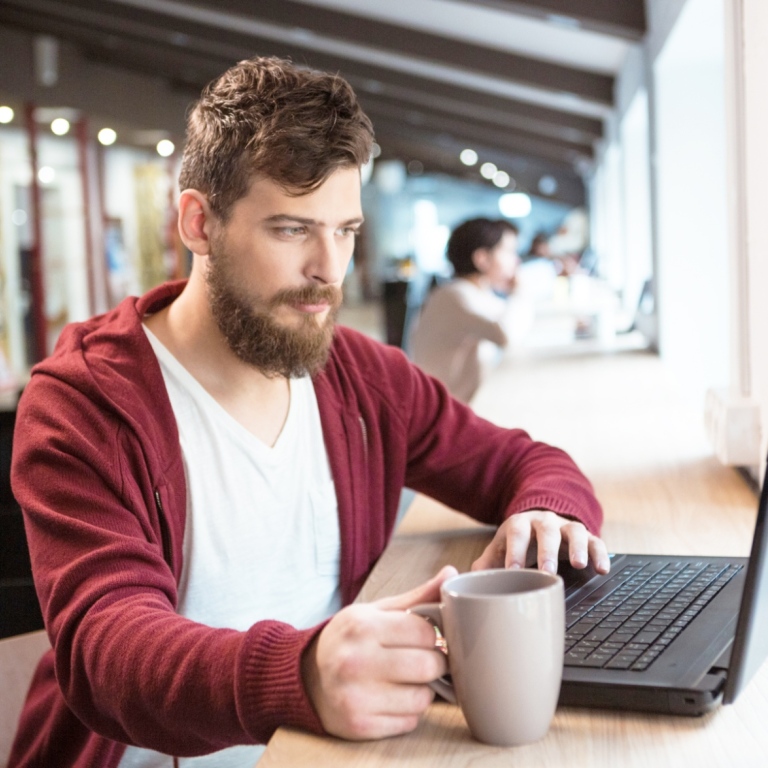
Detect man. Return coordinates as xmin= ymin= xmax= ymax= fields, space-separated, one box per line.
xmin=9 ymin=57 xmax=608 ymax=768
xmin=410 ymin=217 xmax=521 ymax=403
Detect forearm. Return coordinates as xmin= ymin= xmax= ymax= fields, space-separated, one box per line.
xmin=404 ymin=372 xmax=602 ymax=534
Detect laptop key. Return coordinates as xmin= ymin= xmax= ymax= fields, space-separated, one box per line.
xmin=631 ymin=630 xmax=661 ymax=644
xmin=575 ymin=653 xmax=617 ymax=667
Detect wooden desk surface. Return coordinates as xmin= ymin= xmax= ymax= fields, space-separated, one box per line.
xmin=262 ymin=504 xmax=768 ymax=767
xmin=261 ymin=351 xmax=768 ymax=767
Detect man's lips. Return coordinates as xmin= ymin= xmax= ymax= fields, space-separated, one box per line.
xmin=291 ymin=301 xmax=330 ymax=314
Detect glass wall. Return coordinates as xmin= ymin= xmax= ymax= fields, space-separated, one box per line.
xmin=0 ymin=113 xmax=180 ymax=384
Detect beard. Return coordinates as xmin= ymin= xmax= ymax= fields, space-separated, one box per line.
xmin=205 ymin=240 xmax=342 ymax=378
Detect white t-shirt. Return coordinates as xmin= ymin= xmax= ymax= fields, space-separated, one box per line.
xmin=119 ymin=328 xmax=342 ymax=768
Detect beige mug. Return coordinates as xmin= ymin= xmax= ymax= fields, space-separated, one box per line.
xmin=410 ymin=568 xmax=565 ymax=746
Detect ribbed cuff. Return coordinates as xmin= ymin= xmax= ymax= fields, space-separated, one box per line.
xmin=235 ymin=619 xmax=329 ymax=742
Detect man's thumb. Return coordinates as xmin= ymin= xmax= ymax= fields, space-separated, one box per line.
xmin=376 ymin=565 xmax=459 ymax=611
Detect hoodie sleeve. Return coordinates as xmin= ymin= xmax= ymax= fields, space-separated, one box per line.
xmin=12 ymin=365 xmax=327 ymax=757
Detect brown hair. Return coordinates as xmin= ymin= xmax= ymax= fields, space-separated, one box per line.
xmin=447 ymin=218 xmax=519 ymax=277
xmin=178 ymin=56 xmax=374 ymax=220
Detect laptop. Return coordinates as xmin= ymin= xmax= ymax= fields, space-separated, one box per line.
xmin=557 ymin=459 xmax=768 ymax=716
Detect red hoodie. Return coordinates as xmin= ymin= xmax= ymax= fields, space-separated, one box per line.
xmin=9 ymin=281 xmax=601 ymax=767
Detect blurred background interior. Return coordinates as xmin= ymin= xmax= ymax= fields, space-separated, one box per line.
xmin=1 ymin=0 xmax=767 ymax=635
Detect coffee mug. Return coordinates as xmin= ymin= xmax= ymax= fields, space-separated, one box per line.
xmin=410 ymin=568 xmax=565 ymax=746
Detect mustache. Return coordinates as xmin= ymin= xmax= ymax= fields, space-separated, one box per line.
xmin=268 ymin=285 xmax=343 ymax=309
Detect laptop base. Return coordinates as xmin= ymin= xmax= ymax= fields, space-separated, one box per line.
xmin=558 ymin=671 xmax=726 ymax=716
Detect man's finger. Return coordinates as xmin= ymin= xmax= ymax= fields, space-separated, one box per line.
xmin=504 ymin=518 xmax=532 ymax=569
xmin=563 ymin=522 xmax=590 ymax=569
xmin=532 ymin=521 xmax=562 ymax=574
xmin=589 ymin=535 xmax=611 ymax=573
xmin=470 ymin=534 xmax=505 ymax=570
xmin=376 ymin=565 xmax=458 ymax=612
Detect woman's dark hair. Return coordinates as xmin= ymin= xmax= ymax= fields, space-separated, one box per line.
xmin=447 ymin=218 xmax=519 ymax=277
xmin=178 ymin=56 xmax=375 ymax=221
xmin=528 ymin=233 xmax=550 ymax=256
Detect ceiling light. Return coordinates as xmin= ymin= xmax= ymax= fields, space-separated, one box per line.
xmin=460 ymin=149 xmax=478 ymax=166
xmin=38 ymin=166 xmax=56 ymax=184
xmin=538 ymin=175 xmax=558 ymax=195
xmin=498 ymin=192 xmax=532 ymax=218
xmin=156 ymin=139 xmax=175 ymax=157
xmin=98 ymin=127 xmax=117 ymax=146
xmin=480 ymin=162 xmax=497 ymax=179
xmin=51 ymin=118 xmax=70 ymax=136
xmin=0 ymin=106 xmax=14 ymax=124
xmin=493 ymin=171 xmax=510 ymax=188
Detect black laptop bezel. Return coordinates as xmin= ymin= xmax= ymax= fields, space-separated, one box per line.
xmin=722 ymin=459 xmax=768 ymax=703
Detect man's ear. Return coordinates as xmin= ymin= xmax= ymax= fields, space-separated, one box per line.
xmin=178 ymin=189 xmax=215 ymax=256
xmin=471 ymin=247 xmax=490 ymax=274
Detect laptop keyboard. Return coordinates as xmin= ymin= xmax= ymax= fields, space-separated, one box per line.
xmin=564 ymin=560 xmax=743 ymax=671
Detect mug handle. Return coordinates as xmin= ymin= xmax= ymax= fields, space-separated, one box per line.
xmin=408 ymin=603 xmax=457 ymax=704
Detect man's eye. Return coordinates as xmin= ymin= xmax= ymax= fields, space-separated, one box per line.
xmin=278 ymin=226 xmax=305 ymax=236
xmin=339 ymin=227 xmax=359 ymax=237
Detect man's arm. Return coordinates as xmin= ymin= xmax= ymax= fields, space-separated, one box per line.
xmin=397 ymin=348 xmax=607 ymax=573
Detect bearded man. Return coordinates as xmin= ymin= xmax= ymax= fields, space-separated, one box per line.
xmin=9 ymin=56 xmax=608 ymax=768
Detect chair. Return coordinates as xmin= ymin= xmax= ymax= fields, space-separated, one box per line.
xmin=0 ymin=509 xmax=44 ymax=640
xmin=0 ymin=629 xmax=50 ymax=768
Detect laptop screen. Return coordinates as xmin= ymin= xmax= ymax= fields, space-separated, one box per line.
xmin=723 ymin=459 xmax=768 ymax=703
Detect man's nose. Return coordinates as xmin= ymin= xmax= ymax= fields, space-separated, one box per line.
xmin=308 ymin=233 xmax=348 ymax=285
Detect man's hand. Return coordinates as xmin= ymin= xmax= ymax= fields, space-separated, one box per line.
xmin=302 ymin=565 xmax=458 ymax=740
xmin=471 ymin=510 xmax=610 ymax=575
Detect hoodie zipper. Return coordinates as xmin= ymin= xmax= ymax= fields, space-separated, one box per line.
xmin=358 ymin=415 xmax=369 ymax=463
xmin=154 ymin=489 xmax=174 ymax=569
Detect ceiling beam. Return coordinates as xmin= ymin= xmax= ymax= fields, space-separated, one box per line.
xmin=184 ymin=0 xmax=615 ymax=105
xmin=453 ymin=0 xmax=646 ymax=40
xmin=337 ymin=67 xmax=604 ymax=144
xmin=0 ymin=18 xmax=588 ymax=193
xmin=0 ymin=0 xmax=607 ymax=138
xmin=67 ymin=0 xmax=613 ymax=107
xmin=357 ymin=93 xmax=594 ymax=163
xmin=0 ymin=0 xmax=597 ymax=196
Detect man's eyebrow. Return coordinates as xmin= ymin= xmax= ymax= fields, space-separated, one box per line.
xmin=263 ymin=214 xmax=365 ymax=226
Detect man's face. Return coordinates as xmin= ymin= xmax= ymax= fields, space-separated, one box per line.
xmin=484 ymin=231 xmax=520 ymax=293
xmin=204 ymin=166 xmax=363 ymax=377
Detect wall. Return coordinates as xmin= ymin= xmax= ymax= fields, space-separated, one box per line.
xmin=653 ymin=0 xmax=730 ymax=412
xmin=742 ymin=0 xmax=768 ymax=469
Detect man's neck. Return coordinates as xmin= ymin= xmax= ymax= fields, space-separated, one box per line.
xmin=144 ymin=277 xmax=291 ymax=447
xmin=463 ymin=273 xmax=489 ymax=290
